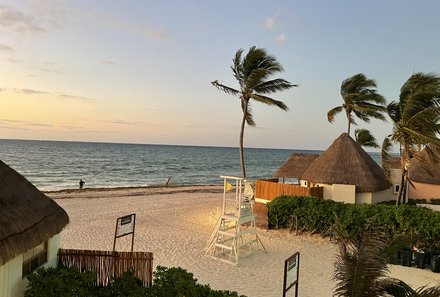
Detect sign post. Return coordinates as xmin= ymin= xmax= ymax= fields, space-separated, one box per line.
xmin=113 ymin=213 xmax=136 ymax=252
xmin=283 ymin=252 xmax=300 ymax=297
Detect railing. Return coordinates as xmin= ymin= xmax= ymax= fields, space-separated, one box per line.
xmin=255 ymin=179 xmax=323 ymax=201
xmin=58 ymin=249 xmax=153 ymax=287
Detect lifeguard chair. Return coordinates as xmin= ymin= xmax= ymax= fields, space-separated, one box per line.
xmin=205 ymin=176 xmax=266 ymax=265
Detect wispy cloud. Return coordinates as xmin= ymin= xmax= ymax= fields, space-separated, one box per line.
xmin=8 ymin=58 xmax=22 ymax=63
xmin=265 ymin=17 xmax=275 ymax=29
xmin=275 ymin=33 xmax=287 ymax=44
xmin=58 ymin=93 xmax=97 ymax=102
xmin=108 ymin=120 xmax=145 ymax=126
xmin=21 ymin=88 xmax=49 ymax=95
xmin=0 ymin=4 xmax=44 ymax=35
xmin=101 ymin=60 xmax=115 ymax=65
xmin=0 ymin=43 xmax=14 ymax=52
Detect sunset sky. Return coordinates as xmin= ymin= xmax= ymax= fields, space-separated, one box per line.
xmin=1 ymin=1 xmax=440 ymax=150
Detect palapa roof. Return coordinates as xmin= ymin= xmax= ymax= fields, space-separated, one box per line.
xmin=274 ymin=153 xmax=320 ymax=179
xmin=301 ymin=133 xmax=390 ymax=192
xmin=0 ymin=160 xmax=69 ymax=266
xmin=409 ymin=147 xmax=440 ymax=185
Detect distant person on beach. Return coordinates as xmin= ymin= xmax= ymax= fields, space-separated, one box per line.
xmin=79 ymin=179 xmax=85 ymax=190
xmin=165 ymin=177 xmax=171 ymax=186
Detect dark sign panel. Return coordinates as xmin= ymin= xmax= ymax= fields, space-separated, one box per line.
xmin=283 ymin=252 xmax=300 ymax=297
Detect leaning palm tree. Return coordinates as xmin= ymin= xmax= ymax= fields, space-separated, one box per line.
xmin=212 ymin=46 xmax=297 ymax=178
xmin=333 ymin=225 xmax=440 ymax=297
xmin=328 ymin=73 xmax=387 ymax=135
xmin=382 ymin=72 xmax=440 ymax=205
xmin=354 ymin=128 xmax=379 ymax=149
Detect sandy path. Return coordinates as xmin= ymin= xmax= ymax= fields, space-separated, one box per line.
xmin=49 ymin=186 xmax=440 ymax=297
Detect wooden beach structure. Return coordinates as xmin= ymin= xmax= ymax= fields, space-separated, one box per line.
xmin=0 ymin=160 xmax=69 ymax=297
xmin=299 ymin=133 xmax=391 ymax=204
xmin=205 ymin=176 xmax=265 ymax=265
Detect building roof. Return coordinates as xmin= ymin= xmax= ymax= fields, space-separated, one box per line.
xmin=301 ymin=133 xmax=390 ymax=192
xmin=274 ymin=153 xmax=320 ymax=179
xmin=0 ymin=160 xmax=69 ymax=265
xmin=409 ymin=147 xmax=440 ymax=185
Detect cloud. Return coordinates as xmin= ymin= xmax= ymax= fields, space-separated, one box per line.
xmin=0 ymin=4 xmax=44 ymax=35
xmin=0 ymin=43 xmax=14 ymax=52
xmin=265 ymin=17 xmax=275 ymax=29
xmin=57 ymin=93 xmax=97 ymax=102
xmin=8 ymin=58 xmax=22 ymax=63
xmin=108 ymin=120 xmax=145 ymax=126
xmin=275 ymin=33 xmax=287 ymax=44
xmin=21 ymin=88 xmax=49 ymax=95
xmin=101 ymin=60 xmax=115 ymax=65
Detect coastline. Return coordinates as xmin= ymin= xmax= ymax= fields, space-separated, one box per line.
xmin=49 ymin=185 xmax=440 ymax=297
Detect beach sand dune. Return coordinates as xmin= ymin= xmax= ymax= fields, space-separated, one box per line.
xmin=49 ymin=186 xmax=440 ymax=297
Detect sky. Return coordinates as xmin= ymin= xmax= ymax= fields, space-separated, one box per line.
xmin=1 ymin=0 xmax=440 ymax=151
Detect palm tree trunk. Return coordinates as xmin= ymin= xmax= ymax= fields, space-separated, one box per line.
xmin=346 ymin=111 xmax=351 ymax=135
xmin=239 ymin=103 xmax=248 ymax=178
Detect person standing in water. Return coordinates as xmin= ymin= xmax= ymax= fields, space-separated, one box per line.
xmin=79 ymin=179 xmax=85 ymax=190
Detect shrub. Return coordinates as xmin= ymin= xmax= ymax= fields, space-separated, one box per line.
xmin=267 ymin=195 xmax=440 ymax=251
xmin=25 ymin=266 xmax=97 ymax=297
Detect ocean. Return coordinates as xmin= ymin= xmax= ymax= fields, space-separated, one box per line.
xmin=0 ymin=139 xmax=381 ymax=192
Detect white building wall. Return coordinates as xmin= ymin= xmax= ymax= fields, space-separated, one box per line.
xmin=355 ymin=192 xmax=372 ymax=204
xmin=332 ymin=184 xmax=356 ymax=203
xmin=371 ymin=188 xmax=394 ymax=204
xmin=0 ymin=234 xmax=61 ymax=297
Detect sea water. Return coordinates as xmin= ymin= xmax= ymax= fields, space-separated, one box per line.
xmin=0 ymin=139 xmax=380 ymax=191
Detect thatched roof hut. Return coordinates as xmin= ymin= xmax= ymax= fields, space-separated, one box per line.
xmin=0 ymin=160 xmax=69 ymax=266
xmin=409 ymin=148 xmax=440 ymax=184
xmin=301 ymin=133 xmax=390 ymax=192
xmin=274 ymin=153 xmax=320 ymax=179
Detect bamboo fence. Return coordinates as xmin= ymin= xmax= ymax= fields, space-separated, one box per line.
xmin=58 ymin=249 xmax=153 ymax=287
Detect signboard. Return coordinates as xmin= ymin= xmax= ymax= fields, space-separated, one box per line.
xmin=113 ymin=213 xmax=136 ymax=252
xmin=283 ymin=252 xmax=300 ymax=297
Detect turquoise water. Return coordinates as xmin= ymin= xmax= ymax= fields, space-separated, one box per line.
xmin=0 ymin=139 xmax=382 ymax=191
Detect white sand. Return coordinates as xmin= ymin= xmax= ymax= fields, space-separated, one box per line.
xmin=49 ymin=186 xmax=440 ymax=297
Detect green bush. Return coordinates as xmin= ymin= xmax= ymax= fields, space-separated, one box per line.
xmin=25 ymin=266 xmax=245 ymax=297
xmin=267 ymin=195 xmax=440 ymax=251
xmin=25 ymin=266 xmax=97 ymax=297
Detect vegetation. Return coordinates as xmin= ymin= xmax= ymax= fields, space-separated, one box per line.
xmin=333 ymin=226 xmax=440 ymax=297
xmin=25 ymin=266 xmax=245 ymax=297
xmin=327 ymin=73 xmax=387 ymax=136
xmin=267 ymin=195 xmax=440 ymax=251
xmin=212 ymin=46 xmax=297 ymax=178
xmin=381 ymin=72 xmax=440 ymax=205
xmin=354 ymin=128 xmax=379 ymax=148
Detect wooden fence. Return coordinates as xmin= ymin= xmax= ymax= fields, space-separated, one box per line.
xmin=255 ymin=179 xmax=323 ymax=201
xmin=58 ymin=249 xmax=153 ymax=287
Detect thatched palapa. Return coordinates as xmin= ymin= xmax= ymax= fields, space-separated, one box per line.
xmin=301 ymin=133 xmax=390 ymax=192
xmin=274 ymin=153 xmax=320 ymax=179
xmin=0 ymin=160 xmax=69 ymax=265
xmin=409 ymin=147 xmax=440 ymax=185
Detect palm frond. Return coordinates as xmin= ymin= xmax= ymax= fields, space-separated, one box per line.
xmin=211 ymin=80 xmax=240 ymax=96
xmin=377 ymin=278 xmax=419 ymax=297
xmin=251 ymin=94 xmax=288 ymax=111
xmin=355 ymin=128 xmax=380 ymax=148
xmin=253 ymin=78 xmax=298 ymax=94
xmin=327 ymin=106 xmax=344 ymax=123
xmin=381 ymin=136 xmax=393 ymax=181
xmin=333 ymin=227 xmax=390 ymax=297
xmin=417 ymin=285 xmax=440 ymax=297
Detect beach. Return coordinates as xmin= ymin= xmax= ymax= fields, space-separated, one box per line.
xmin=49 ymin=185 xmax=440 ymax=297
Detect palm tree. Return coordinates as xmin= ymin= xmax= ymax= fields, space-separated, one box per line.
xmin=328 ymin=73 xmax=387 ymax=135
xmin=333 ymin=226 xmax=440 ymax=297
xmin=212 ymin=46 xmax=297 ymax=178
xmin=354 ymin=128 xmax=379 ymax=149
xmin=382 ymin=72 xmax=440 ymax=205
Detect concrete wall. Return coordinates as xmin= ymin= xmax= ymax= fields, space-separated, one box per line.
xmin=371 ymin=188 xmax=394 ymax=204
xmin=355 ymin=192 xmax=372 ymax=204
xmin=0 ymin=234 xmax=61 ymax=297
xmin=332 ymin=184 xmax=356 ymax=203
